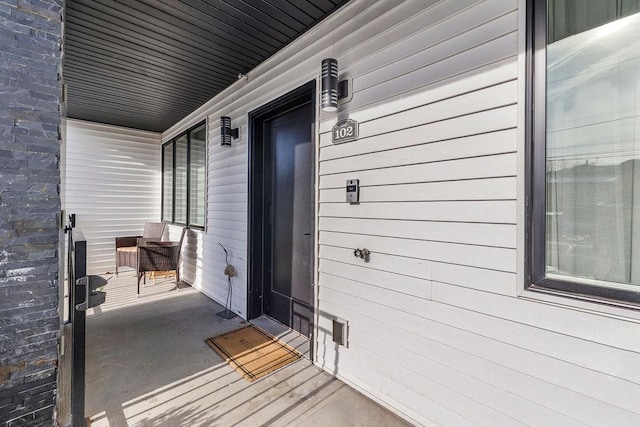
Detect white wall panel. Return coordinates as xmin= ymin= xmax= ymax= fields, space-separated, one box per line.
xmin=163 ymin=0 xmax=640 ymax=425
xmin=64 ymin=119 xmax=161 ymax=275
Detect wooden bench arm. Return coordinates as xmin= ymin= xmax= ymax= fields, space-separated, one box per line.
xmin=115 ymin=236 xmax=141 ymax=249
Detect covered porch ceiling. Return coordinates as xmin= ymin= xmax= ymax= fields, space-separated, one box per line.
xmin=64 ymin=0 xmax=350 ymax=133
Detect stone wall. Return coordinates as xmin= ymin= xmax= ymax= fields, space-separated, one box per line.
xmin=0 ymin=0 xmax=63 ymax=425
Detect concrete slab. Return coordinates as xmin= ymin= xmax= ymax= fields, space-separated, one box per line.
xmin=85 ymin=271 xmax=411 ymax=426
xmin=251 ymin=315 xmax=311 ymax=359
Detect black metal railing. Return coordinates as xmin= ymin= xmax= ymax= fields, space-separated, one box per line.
xmin=66 ymin=217 xmax=87 ymax=427
xmin=65 ymin=216 xmax=107 ymax=427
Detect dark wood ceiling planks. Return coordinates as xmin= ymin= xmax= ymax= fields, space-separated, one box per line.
xmin=63 ymin=0 xmax=349 ymax=132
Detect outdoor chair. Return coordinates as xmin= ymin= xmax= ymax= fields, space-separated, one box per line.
xmin=115 ymin=222 xmax=166 ymax=275
xmin=137 ymin=226 xmax=188 ymax=293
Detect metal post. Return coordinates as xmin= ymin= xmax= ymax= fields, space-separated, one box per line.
xmin=71 ymin=238 xmax=87 ymax=427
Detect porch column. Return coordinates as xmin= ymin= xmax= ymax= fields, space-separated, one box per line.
xmin=0 ymin=0 xmax=63 ymax=424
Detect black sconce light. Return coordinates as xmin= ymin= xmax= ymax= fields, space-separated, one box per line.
xmin=321 ymin=58 xmax=350 ymax=113
xmin=220 ymin=116 xmax=238 ymax=146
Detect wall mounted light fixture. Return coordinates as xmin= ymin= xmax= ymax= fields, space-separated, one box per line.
xmin=321 ymin=58 xmax=339 ymax=112
xmin=220 ymin=116 xmax=238 ymax=146
xmin=321 ymin=58 xmax=350 ymax=112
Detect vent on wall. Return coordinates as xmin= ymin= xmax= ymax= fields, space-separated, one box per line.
xmin=332 ymin=318 xmax=349 ymax=347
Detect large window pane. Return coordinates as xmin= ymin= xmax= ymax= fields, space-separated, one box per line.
xmin=175 ymin=135 xmax=188 ymax=224
xmin=190 ymin=124 xmax=206 ymax=228
xmin=161 ymin=121 xmax=206 ymax=229
xmin=162 ymin=142 xmax=173 ymax=222
xmin=546 ymin=4 xmax=640 ymax=288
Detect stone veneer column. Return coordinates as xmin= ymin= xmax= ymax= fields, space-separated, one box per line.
xmin=0 ymin=0 xmax=63 ymax=425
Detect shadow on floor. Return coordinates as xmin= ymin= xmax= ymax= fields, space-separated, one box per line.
xmin=85 ymin=271 xmax=410 ymax=426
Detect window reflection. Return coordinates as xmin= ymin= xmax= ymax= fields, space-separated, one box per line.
xmin=546 ymin=7 xmax=640 ymax=287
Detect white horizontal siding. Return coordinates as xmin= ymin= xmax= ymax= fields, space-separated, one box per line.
xmin=312 ymin=0 xmax=640 ymax=424
xmin=64 ymin=119 xmax=161 ymax=275
xmin=201 ymin=121 xmax=247 ymax=314
xmin=317 ymin=291 xmax=640 ymax=426
xmin=163 ymin=0 xmax=640 ymax=425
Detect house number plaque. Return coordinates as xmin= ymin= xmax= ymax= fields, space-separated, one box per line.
xmin=332 ymin=118 xmax=359 ymax=144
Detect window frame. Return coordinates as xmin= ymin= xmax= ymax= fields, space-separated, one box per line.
xmin=526 ymin=0 xmax=640 ymax=306
xmin=161 ymin=120 xmax=206 ymax=230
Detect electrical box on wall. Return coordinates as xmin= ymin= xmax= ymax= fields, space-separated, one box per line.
xmin=346 ymin=179 xmax=359 ymax=204
xmin=332 ymin=318 xmax=349 ymax=347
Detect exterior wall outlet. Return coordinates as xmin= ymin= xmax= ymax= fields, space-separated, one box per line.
xmin=332 ymin=317 xmax=349 ymax=347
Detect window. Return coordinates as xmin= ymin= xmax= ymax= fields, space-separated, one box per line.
xmin=162 ymin=122 xmax=206 ymax=228
xmin=529 ymin=1 xmax=640 ymax=304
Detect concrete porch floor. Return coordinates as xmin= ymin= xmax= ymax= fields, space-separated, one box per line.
xmin=85 ymin=271 xmax=411 ymax=426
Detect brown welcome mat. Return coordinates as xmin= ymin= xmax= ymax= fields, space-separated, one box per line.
xmin=206 ymin=325 xmax=302 ymax=381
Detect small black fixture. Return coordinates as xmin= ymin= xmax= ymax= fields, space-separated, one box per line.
xmin=220 ymin=116 xmax=238 ymax=146
xmin=321 ymin=58 xmax=350 ymax=112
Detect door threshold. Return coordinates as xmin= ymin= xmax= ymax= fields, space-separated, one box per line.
xmin=251 ymin=316 xmax=311 ymax=360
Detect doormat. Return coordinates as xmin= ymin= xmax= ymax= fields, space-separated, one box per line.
xmin=206 ymin=325 xmax=302 ymax=382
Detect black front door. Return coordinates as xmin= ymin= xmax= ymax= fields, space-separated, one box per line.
xmin=249 ymin=82 xmax=315 ymax=337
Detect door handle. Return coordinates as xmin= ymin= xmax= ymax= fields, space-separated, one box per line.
xmin=303 ymin=233 xmax=311 ymax=236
